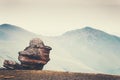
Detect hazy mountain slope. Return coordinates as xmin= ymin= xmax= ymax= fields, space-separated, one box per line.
xmin=44 ymin=27 xmax=120 ymax=74
xmin=0 ymin=24 xmax=38 ymax=41
xmin=0 ymin=24 xmax=120 ymax=74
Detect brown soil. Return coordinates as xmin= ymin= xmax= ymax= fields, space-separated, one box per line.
xmin=0 ymin=70 xmax=120 ymax=80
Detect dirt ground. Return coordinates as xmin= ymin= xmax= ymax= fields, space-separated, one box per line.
xmin=0 ymin=70 xmax=120 ymax=80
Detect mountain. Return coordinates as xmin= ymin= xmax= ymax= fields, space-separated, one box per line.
xmin=49 ymin=27 xmax=120 ymax=74
xmin=0 ymin=24 xmax=120 ymax=75
xmin=0 ymin=24 xmax=37 ymax=40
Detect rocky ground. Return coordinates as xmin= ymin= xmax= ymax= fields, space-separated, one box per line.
xmin=0 ymin=70 xmax=120 ymax=80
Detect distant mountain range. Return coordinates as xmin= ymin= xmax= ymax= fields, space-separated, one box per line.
xmin=0 ymin=24 xmax=120 ymax=75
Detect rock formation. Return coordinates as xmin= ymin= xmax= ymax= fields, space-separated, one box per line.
xmin=3 ymin=38 xmax=52 ymax=70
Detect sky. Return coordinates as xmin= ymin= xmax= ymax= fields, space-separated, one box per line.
xmin=0 ymin=0 xmax=120 ymax=36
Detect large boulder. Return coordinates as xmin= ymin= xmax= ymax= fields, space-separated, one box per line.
xmin=3 ymin=38 xmax=52 ymax=70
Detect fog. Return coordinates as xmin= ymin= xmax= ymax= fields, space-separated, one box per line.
xmin=0 ymin=0 xmax=120 ymax=36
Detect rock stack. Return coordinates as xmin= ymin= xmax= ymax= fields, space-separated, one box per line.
xmin=3 ymin=38 xmax=52 ymax=70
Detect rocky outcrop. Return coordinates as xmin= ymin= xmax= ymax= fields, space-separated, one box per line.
xmin=3 ymin=38 xmax=52 ymax=70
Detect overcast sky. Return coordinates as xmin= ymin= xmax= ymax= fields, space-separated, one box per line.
xmin=0 ymin=0 xmax=120 ymax=36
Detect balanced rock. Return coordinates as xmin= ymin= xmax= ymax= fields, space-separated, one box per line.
xmin=3 ymin=38 xmax=52 ymax=70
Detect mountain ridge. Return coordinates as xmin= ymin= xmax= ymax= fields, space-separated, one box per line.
xmin=0 ymin=24 xmax=38 ymax=41
xmin=0 ymin=24 xmax=120 ymax=39
xmin=63 ymin=26 xmax=120 ymax=38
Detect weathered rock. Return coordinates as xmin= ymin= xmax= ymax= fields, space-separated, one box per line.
xmin=3 ymin=60 xmax=21 ymax=70
xmin=3 ymin=38 xmax=52 ymax=70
